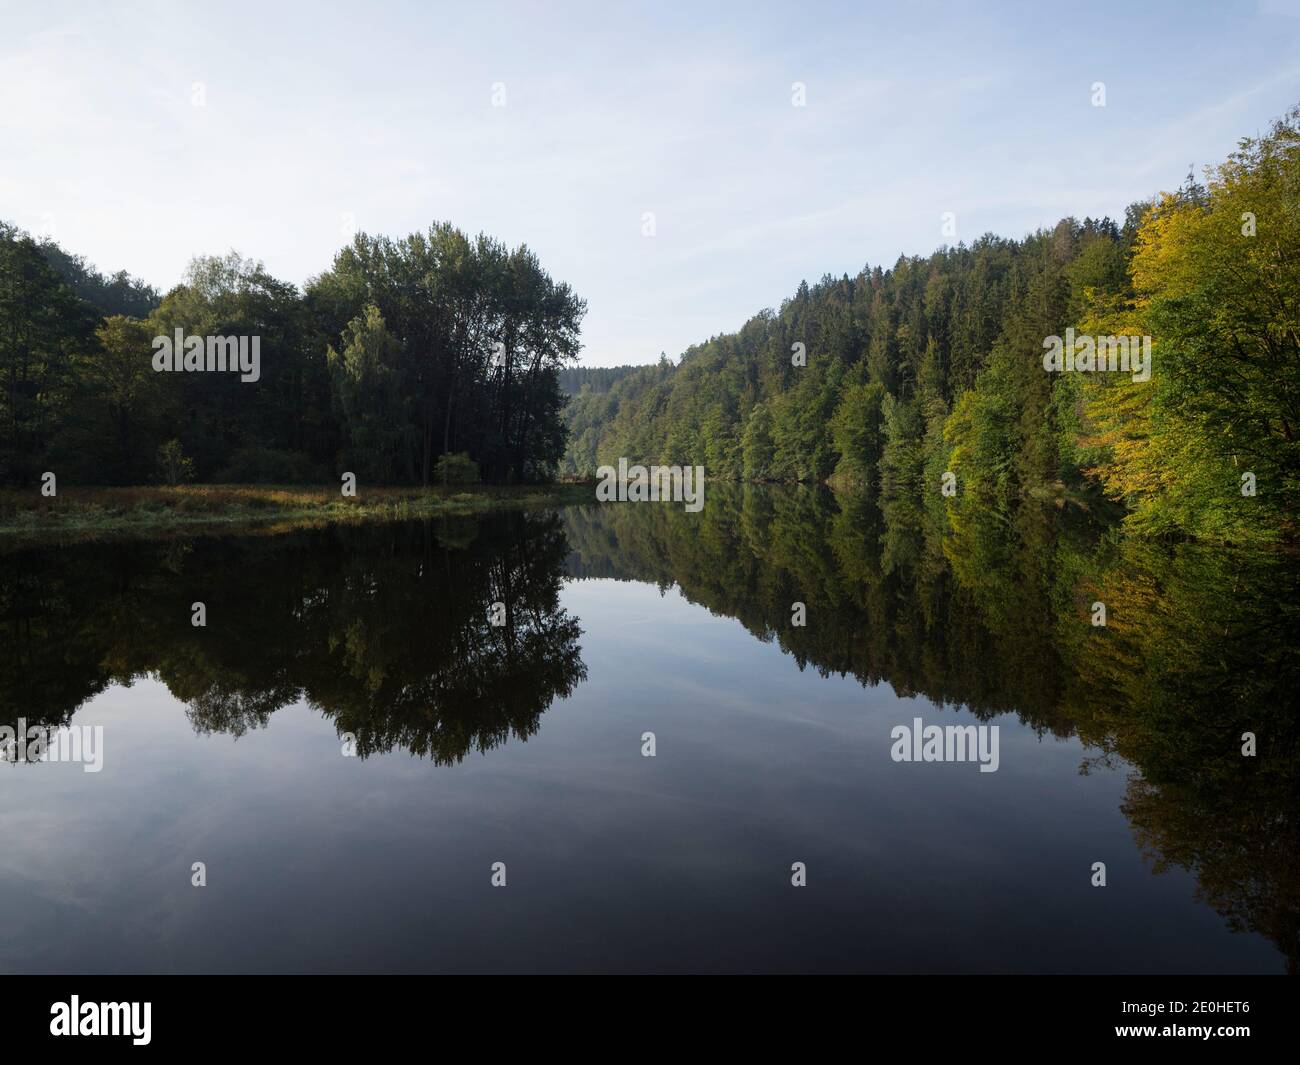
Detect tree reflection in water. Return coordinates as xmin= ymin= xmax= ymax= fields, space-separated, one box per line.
xmin=1 ymin=488 xmax=1294 ymax=967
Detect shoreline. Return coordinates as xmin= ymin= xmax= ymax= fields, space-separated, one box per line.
xmin=0 ymin=483 xmax=601 ymax=544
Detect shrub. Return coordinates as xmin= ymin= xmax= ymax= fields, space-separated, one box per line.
xmin=434 ymin=451 xmax=480 ymax=485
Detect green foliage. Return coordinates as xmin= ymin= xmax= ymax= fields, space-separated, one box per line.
xmin=561 ymin=221 xmax=1124 ymax=501
xmin=36 ymin=238 xmax=160 ymax=318
xmin=327 ymin=304 xmax=411 ymax=482
xmin=0 ymin=223 xmax=98 ymax=484
xmin=560 ymin=103 xmax=1300 ymax=541
xmin=945 ymin=342 xmax=1021 ymax=500
xmin=1081 ymin=107 xmax=1300 ymax=541
xmin=214 ymin=446 xmax=323 ymax=485
xmin=308 ymin=225 xmax=584 ymax=485
xmin=434 ymin=451 xmax=480 ymax=484
xmin=50 ymin=315 xmax=174 ymax=484
xmin=557 ymin=365 xmax=642 ymax=395
xmin=880 ymin=393 xmax=925 ymax=493
xmin=156 ymin=439 xmax=195 ymax=485
xmin=742 ymin=401 xmax=776 ymax=480
xmin=0 ymin=220 xmax=584 ymax=488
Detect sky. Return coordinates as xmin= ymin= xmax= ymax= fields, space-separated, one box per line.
xmin=2 ymin=0 xmax=1299 ymax=367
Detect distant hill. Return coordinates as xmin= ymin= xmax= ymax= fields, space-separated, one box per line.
xmin=558 ymin=364 xmax=647 ymax=396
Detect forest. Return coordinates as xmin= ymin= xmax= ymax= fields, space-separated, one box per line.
xmin=4 ymin=106 xmax=1296 ymax=543
xmin=558 ymin=364 xmax=642 ymax=396
xmin=563 ymin=106 xmax=1300 ymax=542
xmin=0 ymin=221 xmax=584 ymax=489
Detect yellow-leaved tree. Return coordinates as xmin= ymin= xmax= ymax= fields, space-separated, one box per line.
xmin=1081 ymin=106 xmax=1300 ymax=541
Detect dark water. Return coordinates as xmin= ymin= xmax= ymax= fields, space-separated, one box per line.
xmin=1 ymin=488 xmax=1295 ymax=973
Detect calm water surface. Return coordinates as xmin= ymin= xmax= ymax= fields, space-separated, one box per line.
xmin=1 ymin=488 xmax=1295 ymax=973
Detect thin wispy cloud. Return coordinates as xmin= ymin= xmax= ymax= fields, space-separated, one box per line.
xmin=2 ymin=0 xmax=1298 ymax=364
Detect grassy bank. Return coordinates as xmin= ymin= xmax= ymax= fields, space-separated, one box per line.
xmin=0 ymin=483 xmax=599 ymax=541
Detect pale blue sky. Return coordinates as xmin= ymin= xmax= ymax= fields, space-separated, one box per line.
xmin=3 ymin=0 xmax=1299 ymax=365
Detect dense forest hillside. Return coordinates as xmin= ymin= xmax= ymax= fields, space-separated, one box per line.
xmin=564 ymin=106 xmax=1300 ymax=542
xmin=558 ymin=364 xmax=644 ymax=396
